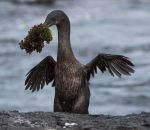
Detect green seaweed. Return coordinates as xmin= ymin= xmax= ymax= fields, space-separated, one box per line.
xmin=19 ymin=23 xmax=52 ymax=54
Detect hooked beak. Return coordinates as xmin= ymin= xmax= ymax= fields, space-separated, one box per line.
xmin=44 ymin=21 xmax=53 ymax=27
xmin=44 ymin=19 xmax=57 ymax=27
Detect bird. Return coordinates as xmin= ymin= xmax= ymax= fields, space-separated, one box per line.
xmin=24 ymin=10 xmax=134 ymax=114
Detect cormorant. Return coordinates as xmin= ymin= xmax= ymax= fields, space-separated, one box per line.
xmin=25 ymin=10 xmax=134 ymax=114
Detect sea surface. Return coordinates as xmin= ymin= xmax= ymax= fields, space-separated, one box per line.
xmin=0 ymin=0 xmax=150 ymax=115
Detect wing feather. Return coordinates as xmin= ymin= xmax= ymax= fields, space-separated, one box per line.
xmin=25 ymin=56 xmax=56 ymax=92
xmin=85 ymin=53 xmax=134 ymax=80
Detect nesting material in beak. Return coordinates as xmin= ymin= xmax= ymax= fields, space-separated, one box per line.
xmin=19 ymin=23 xmax=52 ymax=54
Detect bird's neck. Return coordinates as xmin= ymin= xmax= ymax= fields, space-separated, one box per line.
xmin=56 ymin=20 xmax=75 ymax=62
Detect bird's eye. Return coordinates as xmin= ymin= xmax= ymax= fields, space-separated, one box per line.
xmin=61 ymin=18 xmax=65 ymax=22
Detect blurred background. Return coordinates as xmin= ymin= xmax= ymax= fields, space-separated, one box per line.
xmin=0 ymin=0 xmax=150 ymax=115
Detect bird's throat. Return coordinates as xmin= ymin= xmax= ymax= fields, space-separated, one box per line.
xmin=57 ymin=20 xmax=75 ymax=61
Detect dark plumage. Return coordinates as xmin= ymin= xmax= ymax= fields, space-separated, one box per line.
xmin=24 ymin=10 xmax=134 ymax=114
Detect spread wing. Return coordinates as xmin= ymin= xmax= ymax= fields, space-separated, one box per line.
xmin=25 ymin=56 xmax=56 ymax=92
xmin=85 ymin=54 xmax=134 ymax=80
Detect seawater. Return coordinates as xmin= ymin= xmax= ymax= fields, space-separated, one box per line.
xmin=0 ymin=0 xmax=150 ymax=115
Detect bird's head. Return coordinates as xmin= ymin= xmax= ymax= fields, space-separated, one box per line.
xmin=44 ymin=10 xmax=69 ymax=27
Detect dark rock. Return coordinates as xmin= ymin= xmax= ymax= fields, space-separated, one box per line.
xmin=0 ymin=111 xmax=150 ymax=130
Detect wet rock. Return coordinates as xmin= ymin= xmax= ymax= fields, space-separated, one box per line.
xmin=0 ymin=111 xmax=150 ymax=130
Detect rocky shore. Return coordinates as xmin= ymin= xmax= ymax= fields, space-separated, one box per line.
xmin=1 ymin=111 xmax=150 ymax=130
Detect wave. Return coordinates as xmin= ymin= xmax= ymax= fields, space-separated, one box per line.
xmin=0 ymin=0 xmax=55 ymax=4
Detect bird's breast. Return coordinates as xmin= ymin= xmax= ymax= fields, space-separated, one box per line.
xmin=55 ymin=63 xmax=86 ymax=100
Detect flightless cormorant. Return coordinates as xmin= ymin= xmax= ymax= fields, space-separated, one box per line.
xmin=25 ymin=10 xmax=134 ymax=114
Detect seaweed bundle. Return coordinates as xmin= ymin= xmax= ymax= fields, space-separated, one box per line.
xmin=19 ymin=23 xmax=52 ymax=54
